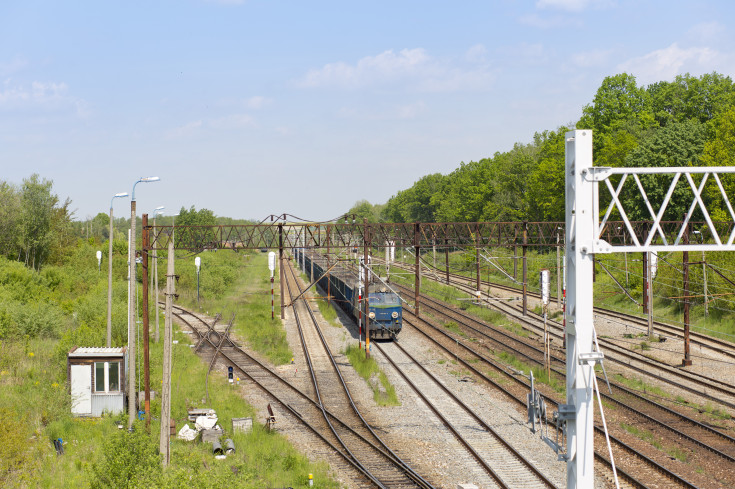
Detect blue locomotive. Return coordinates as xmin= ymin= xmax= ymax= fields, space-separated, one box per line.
xmin=293 ymin=248 xmax=402 ymax=339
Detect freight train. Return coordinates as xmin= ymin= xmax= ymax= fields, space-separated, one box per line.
xmin=293 ymin=248 xmax=402 ymax=339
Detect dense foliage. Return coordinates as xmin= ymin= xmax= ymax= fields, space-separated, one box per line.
xmin=357 ymin=72 xmax=735 ymax=223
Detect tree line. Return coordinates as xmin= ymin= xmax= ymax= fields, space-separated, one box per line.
xmin=350 ymin=72 xmax=735 ymax=224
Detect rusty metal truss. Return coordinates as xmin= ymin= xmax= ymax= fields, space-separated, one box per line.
xmin=145 ymin=220 xmax=733 ymax=251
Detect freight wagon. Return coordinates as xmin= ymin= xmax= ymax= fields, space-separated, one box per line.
xmin=294 ymin=248 xmax=402 ymax=339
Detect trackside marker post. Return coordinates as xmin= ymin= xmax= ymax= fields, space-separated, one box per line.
xmin=268 ymin=252 xmax=276 ymax=320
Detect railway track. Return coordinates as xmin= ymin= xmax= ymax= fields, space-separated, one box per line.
xmin=398 ymin=309 xmax=707 ymax=489
xmin=168 ymin=304 xmax=431 ymax=488
xmin=393 ymin=281 xmax=735 ymax=484
xmin=282 ymin=257 xmax=432 ymax=488
xmin=387 ymin=257 xmax=735 ymax=361
xmin=386 ymin=260 xmax=735 ymax=410
xmin=288 ymin=255 xmax=566 ymax=488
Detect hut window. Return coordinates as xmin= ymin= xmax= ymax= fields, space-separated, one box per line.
xmin=94 ymin=362 xmax=121 ymax=393
xmin=95 ymin=362 xmax=105 ymax=392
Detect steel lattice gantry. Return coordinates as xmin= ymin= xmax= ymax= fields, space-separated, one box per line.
xmin=145 ymin=219 xmax=729 ymax=252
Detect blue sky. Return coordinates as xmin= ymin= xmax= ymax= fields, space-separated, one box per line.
xmin=2 ymin=0 xmax=733 ymax=222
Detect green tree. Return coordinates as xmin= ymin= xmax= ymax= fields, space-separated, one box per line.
xmin=0 ymin=182 xmax=21 ymax=259
xmin=18 ymin=174 xmax=60 ymax=269
xmin=649 ymin=72 xmax=735 ymax=127
xmin=348 ymin=200 xmax=381 ymax=222
xmin=486 ymin=143 xmax=538 ymax=221
xmin=527 ymin=128 xmax=569 ymax=222
xmin=435 ymin=161 xmax=492 ymax=222
xmin=621 ymin=120 xmax=706 ymax=221
xmin=701 ymin=106 xmax=735 ymax=220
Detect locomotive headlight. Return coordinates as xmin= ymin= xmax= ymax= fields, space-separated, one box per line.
xmin=391 ymin=311 xmax=398 ymax=319
xmin=369 ymin=312 xmax=375 ymax=319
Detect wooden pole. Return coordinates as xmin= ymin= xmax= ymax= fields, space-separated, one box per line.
xmin=642 ymin=251 xmax=649 ymax=314
xmin=683 ymin=220 xmax=692 ymax=366
xmin=159 ymin=240 xmax=174 ymax=466
xmin=414 ymin=222 xmax=421 ymax=318
xmin=522 ymin=221 xmax=528 ymax=316
xmin=445 ymin=238 xmax=450 ymax=285
xmin=556 ymin=231 xmax=562 ymax=309
xmin=142 ymin=214 xmax=150 ymax=428
xmin=279 ymin=223 xmax=284 ymax=320
xmin=475 ymin=224 xmax=481 ymax=293
xmin=647 ymin=251 xmax=653 ymax=337
xmin=363 ymin=219 xmax=370 ymax=358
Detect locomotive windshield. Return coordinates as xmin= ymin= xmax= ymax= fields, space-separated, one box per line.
xmin=368 ymin=291 xmax=401 ymax=306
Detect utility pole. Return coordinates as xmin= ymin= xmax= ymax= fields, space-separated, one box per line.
xmin=642 ymin=252 xmax=649 ymax=315
xmin=159 ymin=240 xmax=174 ymax=466
xmin=647 ymin=251 xmax=653 ymax=337
xmin=363 ymin=219 xmax=370 ymax=358
xmin=703 ymin=249 xmax=708 ymax=317
xmin=556 ymin=230 xmax=562 ymax=309
xmin=522 ymin=221 xmax=528 ymax=316
xmin=445 ymin=238 xmax=450 ymax=285
xmin=142 ymin=214 xmax=150 ymax=428
xmin=279 ymin=222 xmax=284 ymax=320
xmin=128 ymin=202 xmax=137 ymax=430
xmin=414 ymin=222 xmax=421 ymax=318
xmin=475 ymin=224 xmax=481 ymax=294
xmin=683 ymin=219 xmax=692 ymax=366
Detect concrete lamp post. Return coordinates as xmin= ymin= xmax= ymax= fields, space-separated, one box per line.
xmin=128 ymin=176 xmax=160 ymax=430
xmin=107 ymin=192 xmax=129 ymax=348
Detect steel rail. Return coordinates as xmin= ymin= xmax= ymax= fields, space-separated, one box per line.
xmin=373 ymin=338 xmax=557 ymax=489
xmin=401 ymin=313 xmax=699 ymax=489
xmin=390 ymin=259 xmax=735 ymax=405
xmin=393 ymin=282 xmax=735 ymax=462
xmin=167 ymin=306 xmax=389 ymax=485
xmin=283 ymin=261 xmax=433 ymax=488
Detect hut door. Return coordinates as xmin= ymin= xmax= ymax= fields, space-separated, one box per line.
xmin=71 ymin=364 xmax=92 ymax=415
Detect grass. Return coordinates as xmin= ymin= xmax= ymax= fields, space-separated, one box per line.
xmin=314 ymin=297 xmax=340 ymax=327
xmin=177 ymin=251 xmax=292 ymax=366
xmin=614 ymin=373 xmax=671 ymax=400
xmin=344 ymin=344 xmax=400 ymax=407
xmin=620 ymin=422 xmax=688 ymax=462
xmin=0 ymin=247 xmax=340 ymax=488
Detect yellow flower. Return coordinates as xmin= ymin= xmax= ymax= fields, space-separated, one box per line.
xmin=28 ymin=352 xmax=34 ymax=358
xmin=51 ymin=382 xmax=59 ymax=388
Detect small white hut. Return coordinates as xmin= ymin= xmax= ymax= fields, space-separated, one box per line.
xmin=67 ymin=347 xmax=127 ymax=417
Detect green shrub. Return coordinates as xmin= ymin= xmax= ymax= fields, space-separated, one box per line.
xmin=88 ymin=426 xmax=162 ymax=489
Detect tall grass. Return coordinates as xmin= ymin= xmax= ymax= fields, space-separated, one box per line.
xmin=344 ymin=344 xmax=399 ymax=406
xmin=176 ymin=251 xmax=292 ymax=365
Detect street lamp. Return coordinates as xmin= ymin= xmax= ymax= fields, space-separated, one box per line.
xmin=107 ymin=192 xmax=129 ymax=348
xmin=128 ymin=176 xmax=159 ymax=430
xmin=151 ymin=207 xmax=164 ymax=343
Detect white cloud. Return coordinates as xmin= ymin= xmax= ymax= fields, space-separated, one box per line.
xmin=572 ymin=48 xmax=614 ymax=68
xmin=0 ymin=79 xmax=89 ymax=116
xmin=687 ymin=22 xmax=725 ymax=44
xmin=244 ymin=96 xmax=269 ymax=109
xmin=0 ymin=56 xmax=28 ymax=76
xmin=465 ymin=44 xmax=488 ymax=63
xmin=166 ymin=113 xmax=255 ymax=139
xmin=298 ymin=48 xmax=495 ymax=92
xmin=536 ymin=0 xmax=613 ymax=12
xmin=617 ymin=43 xmax=720 ymax=85
xmin=518 ymin=13 xmax=581 ymax=28
xmin=336 ymin=101 xmax=427 ymax=121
